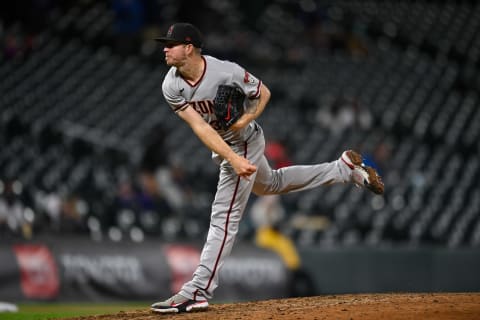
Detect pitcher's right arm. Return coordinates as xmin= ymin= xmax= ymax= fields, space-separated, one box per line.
xmin=177 ymin=105 xmax=257 ymax=179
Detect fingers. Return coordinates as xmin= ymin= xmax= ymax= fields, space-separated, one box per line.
xmin=245 ymin=163 xmax=257 ymax=175
xmin=238 ymin=164 xmax=256 ymax=181
xmin=231 ymin=156 xmax=256 ymax=180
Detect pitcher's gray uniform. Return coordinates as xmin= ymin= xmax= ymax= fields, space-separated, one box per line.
xmin=162 ymin=55 xmax=353 ymax=301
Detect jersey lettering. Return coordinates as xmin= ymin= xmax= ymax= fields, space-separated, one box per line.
xmin=190 ymin=100 xmax=220 ymax=129
xmin=191 ymin=100 xmax=214 ymax=115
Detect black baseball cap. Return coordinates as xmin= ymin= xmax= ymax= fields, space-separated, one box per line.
xmin=155 ymin=23 xmax=203 ymax=48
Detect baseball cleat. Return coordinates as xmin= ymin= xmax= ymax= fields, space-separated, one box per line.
xmin=151 ymin=293 xmax=208 ymax=313
xmin=341 ymin=150 xmax=384 ymax=195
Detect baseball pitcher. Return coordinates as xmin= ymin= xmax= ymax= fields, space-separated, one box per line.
xmin=151 ymin=23 xmax=384 ymax=313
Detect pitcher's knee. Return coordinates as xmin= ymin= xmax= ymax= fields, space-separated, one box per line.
xmin=252 ymin=184 xmax=279 ymax=196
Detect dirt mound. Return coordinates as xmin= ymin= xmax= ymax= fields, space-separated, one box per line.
xmin=66 ymin=293 xmax=480 ymax=320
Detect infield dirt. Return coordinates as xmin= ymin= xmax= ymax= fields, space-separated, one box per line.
xmin=65 ymin=292 xmax=480 ymax=320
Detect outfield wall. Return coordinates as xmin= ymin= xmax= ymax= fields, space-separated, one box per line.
xmin=299 ymin=246 xmax=480 ymax=294
xmin=0 ymin=238 xmax=478 ymax=302
xmin=0 ymin=238 xmax=289 ymax=302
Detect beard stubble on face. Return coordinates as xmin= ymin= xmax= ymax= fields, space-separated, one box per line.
xmin=165 ymin=48 xmax=188 ymax=67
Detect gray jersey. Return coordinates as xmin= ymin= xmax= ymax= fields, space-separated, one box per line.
xmin=162 ymin=55 xmax=262 ymax=147
xmin=159 ymin=55 xmax=355 ymax=303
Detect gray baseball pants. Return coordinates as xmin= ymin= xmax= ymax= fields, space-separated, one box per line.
xmin=180 ymin=125 xmax=351 ymax=300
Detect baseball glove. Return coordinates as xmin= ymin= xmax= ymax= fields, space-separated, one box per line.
xmin=213 ymin=85 xmax=245 ymax=130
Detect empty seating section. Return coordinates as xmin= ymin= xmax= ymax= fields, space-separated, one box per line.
xmin=0 ymin=1 xmax=479 ymax=246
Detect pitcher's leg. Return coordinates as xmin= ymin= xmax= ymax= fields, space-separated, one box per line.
xmin=253 ymin=154 xmax=351 ymax=196
xmin=180 ymin=165 xmax=256 ymax=300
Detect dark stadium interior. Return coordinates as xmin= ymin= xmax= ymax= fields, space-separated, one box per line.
xmin=1 ymin=0 xmax=479 ymax=249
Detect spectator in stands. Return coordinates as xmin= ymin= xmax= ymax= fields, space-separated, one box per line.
xmin=112 ymin=0 xmax=145 ymax=55
xmin=3 ymin=32 xmax=21 ymax=60
xmin=139 ymin=124 xmax=187 ymax=213
xmin=362 ymin=139 xmax=392 ymax=177
xmin=0 ymin=181 xmax=8 ymax=237
xmin=316 ymin=94 xmax=372 ymax=134
xmin=58 ymin=194 xmax=88 ymax=234
xmin=0 ymin=179 xmax=33 ymax=239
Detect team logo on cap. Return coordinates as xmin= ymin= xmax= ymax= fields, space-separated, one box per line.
xmin=167 ymin=25 xmax=174 ymax=37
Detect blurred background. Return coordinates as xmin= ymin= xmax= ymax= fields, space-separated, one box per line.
xmin=0 ymin=0 xmax=479 ymax=304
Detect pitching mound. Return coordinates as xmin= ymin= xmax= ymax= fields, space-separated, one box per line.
xmin=67 ymin=293 xmax=480 ymax=320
